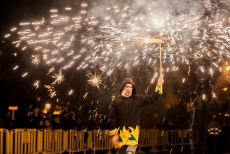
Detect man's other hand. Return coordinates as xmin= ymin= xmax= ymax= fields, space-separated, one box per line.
xmin=111 ymin=135 xmax=119 ymax=146
xmin=158 ymin=74 xmax=164 ymax=84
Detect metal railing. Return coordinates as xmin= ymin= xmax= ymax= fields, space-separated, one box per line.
xmin=0 ymin=128 xmax=198 ymax=154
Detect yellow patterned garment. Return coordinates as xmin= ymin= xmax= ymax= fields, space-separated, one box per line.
xmin=110 ymin=126 xmax=139 ymax=149
xmin=155 ymin=83 xmax=162 ymax=94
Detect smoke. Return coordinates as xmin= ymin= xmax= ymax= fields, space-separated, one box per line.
xmin=90 ymin=0 xmax=205 ymax=31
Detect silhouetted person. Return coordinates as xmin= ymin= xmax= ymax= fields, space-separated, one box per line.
xmin=72 ymin=113 xmax=84 ymax=130
xmin=37 ymin=119 xmax=45 ymax=130
xmin=0 ymin=113 xmax=5 ymax=128
xmin=86 ymin=113 xmax=99 ymax=130
xmin=15 ymin=109 xmax=33 ymax=128
xmin=60 ymin=111 xmax=72 ymax=130
xmin=35 ymin=95 xmax=44 ymax=109
xmin=207 ymin=115 xmax=222 ymax=154
xmin=30 ymin=107 xmax=42 ymax=128
xmin=52 ymin=115 xmax=63 ymax=129
xmin=44 ymin=119 xmax=52 ymax=129
xmin=4 ymin=111 xmax=13 ymax=129
xmin=44 ymin=112 xmax=53 ymax=124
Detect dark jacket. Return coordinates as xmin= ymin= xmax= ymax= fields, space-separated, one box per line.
xmin=52 ymin=122 xmax=63 ymax=129
xmin=109 ymin=78 xmax=160 ymax=129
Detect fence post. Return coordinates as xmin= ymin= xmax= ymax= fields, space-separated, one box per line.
xmin=0 ymin=129 xmax=9 ymax=154
xmin=149 ymin=129 xmax=160 ymax=153
xmin=161 ymin=130 xmax=169 ymax=152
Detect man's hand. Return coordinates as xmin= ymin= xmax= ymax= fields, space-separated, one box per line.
xmin=155 ymin=74 xmax=164 ymax=94
xmin=111 ymin=135 xmax=119 ymax=146
xmin=158 ymin=74 xmax=164 ymax=84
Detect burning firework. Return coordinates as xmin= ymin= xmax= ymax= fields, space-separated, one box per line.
xmin=87 ymin=73 xmax=102 ymax=89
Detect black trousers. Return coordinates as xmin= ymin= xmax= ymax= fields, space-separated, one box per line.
xmin=117 ymin=145 xmax=137 ymax=154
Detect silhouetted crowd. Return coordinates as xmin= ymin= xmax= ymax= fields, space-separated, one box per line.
xmin=0 ymin=106 xmax=230 ymax=153
xmin=0 ymin=106 xmax=110 ymax=131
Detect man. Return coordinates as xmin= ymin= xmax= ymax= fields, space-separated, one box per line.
xmin=52 ymin=114 xmax=63 ymax=129
xmin=35 ymin=95 xmax=44 ymax=109
xmin=207 ymin=115 xmax=222 ymax=153
xmin=109 ymin=75 xmax=164 ymax=154
xmin=30 ymin=106 xmax=42 ymax=128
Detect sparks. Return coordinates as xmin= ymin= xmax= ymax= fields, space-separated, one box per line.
xmin=44 ymin=85 xmax=56 ymax=98
xmin=33 ymin=80 xmax=40 ymax=89
xmin=51 ymin=69 xmax=64 ymax=85
xmin=87 ymin=73 xmax=102 ymax=89
xmin=32 ymin=54 xmax=40 ymax=65
xmin=83 ymin=92 xmax=89 ymax=99
xmin=3 ymin=1 xmax=230 ymax=105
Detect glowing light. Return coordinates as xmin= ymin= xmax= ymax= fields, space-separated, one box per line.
xmin=202 ymin=94 xmax=206 ymax=100
xmin=87 ymin=73 xmax=102 ymax=89
xmin=209 ymin=68 xmax=213 ymax=75
xmin=226 ymin=66 xmax=230 ymax=72
xmin=32 ymin=54 xmax=40 ymax=65
xmin=212 ymin=93 xmax=216 ymax=98
xmin=200 ymin=66 xmax=205 ymax=72
xmin=22 ymin=46 xmax=26 ymax=51
xmin=50 ymin=9 xmax=57 ymax=12
xmin=19 ymin=22 xmax=30 ymax=26
xmin=44 ymin=85 xmax=56 ymax=98
xmin=81 ymin=3 xmax=88 ymax=7
xmin=22 ymin=72 xmax=28 ymax=77
xmin=33 ymin=80 xmax=40 ymax=89
xmin=51 ymin=69 xmax=64 ymax=85
xmin=10 ymin=27 xmax=17 ymax=31
xmin=51 ymin=14 xmax=58 ymax=18
xmin=31 ymin=21 xmax=41 ymax=25
xmin=45 ymin=103 xmax=51 ymax=108
xmin=13 ymin=65 xmax=18 ymax=70
xmin=182 ymin=78 xmax=185 ymax=83
xmin=68 ymin=90 xmax=73 ymax=95
xmin=83 ymin=92 xmax=89 ymax=99
xmin=81 ymin=10 xmax=87 ymax=14
xmin=65 ymin=7 xmax=72 ymax=10
xmin=4 ymin=34 xmax=10 ymax=38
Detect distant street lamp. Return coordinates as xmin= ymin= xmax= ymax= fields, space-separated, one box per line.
xmin=226 ymin=66 xmax=230 ymax=72
xmin=8 ymin=106 xmax=18 ymax=120
xmin=45 ymin=103 xmax=51 ymax=113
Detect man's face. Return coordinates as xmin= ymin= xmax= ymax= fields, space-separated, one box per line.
xmin=64 ymin=113 xmax=69 ymax=118
xmin=45 ymin=120 xmax=51 ymax=126
xmin=54 ymin=117 xmax=60 ymax=122
xmin=47 ymin=113 xmax=52 ymax=119
xmin=39 ymin=120 xmax=44 ymax=125
xmin=7 ymin=112 xmax=11 ymax=116
xmin=27 ymin=111 xmax=32 ymax=117
xmin=70 ymin=110 xmax=75 ymax=115
xmin=123 ymin=83 xmax=133 ymax=96
xmin=36 ymin=96 xmax=41 ymax=102
xmin=34 ymin=108 xmax=40 ymax=114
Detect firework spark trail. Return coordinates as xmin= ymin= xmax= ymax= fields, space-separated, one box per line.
xmin=87 ymin=72 xmax=102 ymax=89
xmin=3 ymin=1 xmax=230 ymax=98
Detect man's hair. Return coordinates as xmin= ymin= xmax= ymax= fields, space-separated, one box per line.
xmin=53 ymin=114 xmax=60 ymax=119
xmin=35 ymin=95 xmax=41 ymax=98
